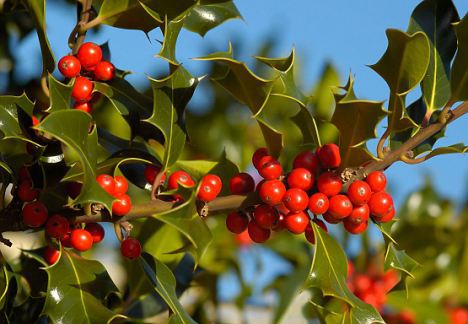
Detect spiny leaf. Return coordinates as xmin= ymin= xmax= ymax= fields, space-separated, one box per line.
xmin=312 ymin=64 xmax=341 ymax=120
xmin=48 ymin=74 xmax=72 ymax=113
xmin=157 ymin=17 xmax=185 ymax=65
xmin=408 ymin=0 xmax=459 ymax=112
xmin=385 ymin=243 xmax=420 ymax=295
xmin=451 ymin=15 xmax=468 ymax=102
xmin=426 ymin=143 xmax=467 ymax=158
xmin=0 ymin=94 xmax=34 ymax=139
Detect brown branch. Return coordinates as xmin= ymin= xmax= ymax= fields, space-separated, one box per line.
xmin=71 ymin=0 xmax=93 ymax=55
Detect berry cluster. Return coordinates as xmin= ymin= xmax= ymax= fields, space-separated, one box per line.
xmin=225 ymin=144 xmax=395 ymax=243
xmin=58 ymin=42 xmax=115 ymax=114
xmin=96 ymin=174 xmax=132 ymax=216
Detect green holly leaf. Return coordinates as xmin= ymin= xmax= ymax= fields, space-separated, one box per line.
xmin=39 ymin=250 xmax=124 ymax=323
xmin=0 ymin=94 xmax=34 ymax=139
xmin=48 ymin=74 xmax=72 ymax=113
xmin=425 ymin=143 xmax=467 ymax=158
xmin=451 ymin=15 xmax=468 ymax=102
xmin=408 ymin=0 xmax=459 ymax=112
xmin=385 ymin=243 xmax=420 ymax=294
xmin=139 ymin=253 xmax=196 ymax=324
xmin=157 ymin=18 xmax=185 ymax=65
xmin=305 ymin=222 xmax=384 ymax=323
xmin=36 ymin=110 xmax=115 ymax=212
xmin=184 ymin=1 xmax=242 ymax=37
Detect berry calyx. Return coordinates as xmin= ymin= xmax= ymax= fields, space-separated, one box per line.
xmin=317 ymin=143 xmax=341 ymax=169
xmin=167 ymin=170 xmax=195 ymax=190
xmin=96 ymin=174 xmax=115 ymax=195
xmin=258 ymin=180 xmax=286 ymax=206
xmin=58 ymin=55 xmax=81 ymax=78
xmin=76 ymin=42 xmax=102 ymax=70
xmin=317 ymin=172 xmax=342 ymax=197
xmin=293 ymin=150 xmax=320 ymax=173
xmin=347 ymin=180 xmax=372 ymax=205
xmin=282 ymin=188 xmax=309 ymax=212
xmin=121 ymin=237 xmax=142 ymax=259
xmin=73 ymin=101 xmax=92 ymax=113
xmin=17 ymin=180 xmax=39 ymax=202
xmin=44 ymin=246 xmax=60 ymax=265
xmin=226 ymin=211 xmax=249 ymax=234
xmin=253 ymin=204 xmax=279 ymax=229
xmin=328 ymin=194 xmax=353 ymax=219
xmin=72 ymin=76 xmax=93 ymax=103
xmin=70 ymin=229 xmax=93 ymax=252
xmin=252 ymin=147 xmax=268 ymax=169
xmin=365 ymin=171 xmax=386 ymax=192
xmin=22 ymin=201 xmax=48 ymax=228
xmin=308 ymin=193 xmax=329 ymax=215
xmin=94 ymin=61 xmax=115 ymax=81
xmin=257 ymin=156 xmax=282 ymax=180
xmin=113 ymin=175 xmax=128 ymax=196
xmin=230 ymin=172 xmax=255 ymax=194
xmin=368 ymin=192 xmax=393 ymax=218
xmin=84 ymin=223 xmax=105 ymax=243
xmin=45 ymin=214 xmax=70 ymax=239
xmin=247 ymin=221 xmax=271 ymax=243
xmin=284 ymin=211 xmax=309 ymax=234
xmin=112 ymin=194 xmax=132 ymax=216
xmin=287 ymin=168 xmax=314 ymax=191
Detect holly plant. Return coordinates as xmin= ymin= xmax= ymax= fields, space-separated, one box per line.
xmin=0 ymin=0 xmax=467 ymax=323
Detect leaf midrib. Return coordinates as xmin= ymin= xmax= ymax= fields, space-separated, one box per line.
xmin=66 ymin=253 xmax=90 ymax=322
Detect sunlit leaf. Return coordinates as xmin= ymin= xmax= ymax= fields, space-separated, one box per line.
xmin=450 ymin=15 xmax=468 ymax=102
xmin=48 ymin=74 xmax=72 ymax=113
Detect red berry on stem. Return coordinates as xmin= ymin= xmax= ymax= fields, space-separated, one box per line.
xmin=308 ymin=193 xmax=329 ymax=215
xmin=168 ymin=170 xmax=195 ymax=189
xmin=317 ymin=172 xmax=342 ymax=196
xmin=197 ymin=183 xmax=218 ymax=202
xmin=112 ymin=194 xmax=132 ymax=216
xmin=77 ymin=42 xmax=102 ymax=70
xmin=293 ymin=151 xmax=320 ymax=173
xmin=230 ymin=172 xmax=255 ymax=194
xmin=44 ymin=246 xmax=60 ymax=265
xmin=282 ymin=188 xmax=309 ymax=212
xmin=96 ymin=174 xmax=115 ymax=195
xmin=287 ymin=168 xmax=314 ymax=191
xmin=73 ymin=101 xmax=92 ymax=113
xmin=347 ymin=204 xmax=370 ymax=225
xmin=58 ymin=55 xmax=81 ymax=78
xmin=85 ymin=223 xmax=105 ymax=243
xmin=70 ymin=229 xmax=93 ymax=252
xmin=317 ymin=143 xmax=341 ymax=168
xmin=121 ymin=237 xmax=142 ymax=259
xmin=94 ymin=61 xmax=115 ymax=81
xmin=258 ymin=180 xmax=286 ymax=206
xmin=365 ymin=171 xmax=387 ymax=192
xmin=284 ymin=211 xmax=309 ymax=234
xmin=18 ymin=180 xmax=39 ymax=202
xmin=45 ymin=214 xmax=70 ymax=239
xmin=253 ymin=204 xmax=279 ymax=229
xmin=375 ymin=206 xmax=395 ymax=223
xmin=347 ymin=180 xmax=372 ymax=205
xmin=328 ymin=194 xmax=353 ymax=219
xmin=201 ymin=174 xmax=222 ymax=195
xmin=22 ymin=201 xmax=48 ymax=228
xmin=72 ymin=76 xmax=93 ymax=103
xmin=323 ymin=212 xmax=341 ymax=224
xmin=144 ymin=165 xmax=166 ymax=184
xmin=252 ymin=147 xmax=268 ymax=169
xmin=226 ymin=211 xmax=249 ymax=234
xmin=247 ymin=220 xmax=271 ymax=243
xmin=257 ymin=156 xmax=282 ymax=180
xmin=114 ymin=175 xmax=128 ymax=196
xmin=344 ymin=219 xmax=368 ymax=234
xmin=368 ymin=192 xmax=393 ymax=218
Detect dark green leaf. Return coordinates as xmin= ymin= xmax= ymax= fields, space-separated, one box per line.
xmin=0 ymin=94 xmax=34 ymax=139
xmin=158 ymin=18 xmax=185 ymax=64
xmin=451 ymin=15 xmax=468 ymax=102
xmin=48 ymin=74 xmax=72 ymax=113
xmin=385 ymin=243 xmax=419 ymax=278
xmin=426 ymin=143 xmax=467 ymax=158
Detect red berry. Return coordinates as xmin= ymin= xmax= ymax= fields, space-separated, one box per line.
xmin=94 ymin=61 xmax=115 ymax=81
xmin=32 ymin=115 xmax=39 ymax=126
xmin=354 ymin=274 xmax=372 ymax=293
xmin=257 ymin=156 xmax=282 ymax=180
xmin=255 ymin=179 xmax=265 ymax=192
xmin=226 ymin=211 xmax=249 ymax=234
xmin=45 ymin=214 xmax=70 ymax=239
xmin=375 ymin=206 xmax=395 ymax=223
xmin=44 ymin=246 xmax=60 ymax=265
xmin=247 ymin=220 xmax=271 ymax=243
xmin=271 ymin=213 xmax=286 ymax=232
xmin=284 ymin=211 xmax=309 ymax=234
xmin=253 ymin=204 xmax=279 ymax=229
xmin=76 ymin=42 xmax=102 ymax=70
xmin=70 ymin=229 xmax=93 ymax=252
xmin=197 ymin=183 xmax=218 ymax=202
xmin=282 ymin=188 xmax=309 ymax=212
xmin=317 ymin=143 xmax=341 ymax=168
xmin=252 ymin=147 xmax=269 ymax=169
xmin=344 ymin=219 xmax=368 ymax=234
xmin=61 ymin=231 xmax=73 ymax=248
xmin=328 ymin=194 xmax=353 ymax=219
xmin=293 ymin=151 xmax=320 ymax=173
xmin=365 ymin=171 xmax=386 ymax=192
xmin=304 ymin=219 xmax=328 ymax=244
xmin=73 ymin=101 xmax=92 ymax=113
xmin=235 ymin=229 xmax=253 ymax=246
xmin=347 ymin=204 xmax=370 ymax=225
xmin=72 ymin=76 xmax=93 ymax=103
xmin=58 ymin=55 xmax=81 ymax=78
xmin=85 ymin=223 xmax=105 ymax=243
xmin=121 ymin=237 xmax=142 ymax=259
xmin=347 ymin=180 xmax=372 ymax=205
xmin=317 ymin=172 xmax=342 ymax=196
xmin=144 ymin=165 xmax=166 ymax=185
xmin=230 ymin=173 xmax=255 ymax=194
xmin=308 ymin=193 xmax=330 ymax=215
xmin=114 ymin=175 xmax=128 ymax=196
xmin=201 ymin=174 xmax=222 ymax=195
xmin=368 ymin=192 xmax=393 ymax=218
xmin=168 ymin=170 xmax=195 ymax=189
xmin=258 ymin=180 xmax=286 ymax=206
xmin=450 ymin=308 xmax=468 ymax=324
xmin=67 ymin=182 xmax=82 ymax=199
xmin=96 ymin=174 xmax=115 ymax=195
xmin=287 ymin=168 xmax=314 ymax=191
xmin=17 ymin=180 xmax=39 ymax=202
xmin=112 ymin=194 xmax=132 ymax=216
xmin=22 ymin=201 xmax=48 ymax=228
xmin=323 ymin=212 xmax=341 ymax=224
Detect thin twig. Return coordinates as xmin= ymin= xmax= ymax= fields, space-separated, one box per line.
xmin=71 ymin=0 xmax=93 ymax=55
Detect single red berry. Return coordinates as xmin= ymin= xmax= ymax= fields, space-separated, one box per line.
xmin=258 ymin=180 xmax=286 ymax=206
xmin=72 ymin=76 xmax=93 ymax=103
xmin=67 ymin=182 xmax=82 ymax=199
xmin=45 ymin=214 xmax=70 ymax=239
xmin=323 ymin=212 xmax=341 ymax=224
xmin=253 ymin=204 xmax=279 ymax=229
xmin=304 ymin=219 xmax=329 ymax=244
xmin=17 ymin=180 xmax=39 ymax=202
xmin=201 ymin=174 xmax=222 ymax=196
xmin=226 ymin=211 xmax=249 ymax=234
xmin=257 ymin=156 xmax=282 ymax=180
xmin=85 ymin=222 xmax=105 ymax=243
xmin=22 ymin=201 xmax=48 ymax=228
xmin=247 ymin=220 xmax=271 ymax=243
xmin=287 ymin=168 xmax=314 ymax=191
xmin=282 ymin=188 xmax=309 ymax=212
xmin=293 ymin=151 xmax=320 ymax=173
xmin=76 ymin=42 xmax=102 ymax=70
xmin=112 ymin=194 xmax=132 ymax=216
xmin=450 ymin=308 xmax=468 ymax=324
xmin=61 ymin=231 xmax=73 ymax=248
xmin=73 ymin=101 xmax=92 ymax=113
xmin=317 ymin=172 xmax=342 ymax=196
xmin=230 ymin=173 xmax=255 ymax=194
xmin=96 ymin=174 xmax=115 ymax=195
xmin=94 ymin=60 xmax=115 ymax=81
xmin=308 ymin=193 xmax=330 ymax=215
xmin=347 ymin=204 xmax=370 ymax=225
xmin=252 ymin=147 xmax=269 ymax=169
xmin=271 ymin=213 xmax=286 ymax=231
xmin=368 ymin=192 xmax=393 ymax=218
xmin=44 ymin=246 xmax=60 ymax=265
xmin=375 ymin=206 xmax=395 ymax=223
xmin=235 ymin=229 xmax=253 ymax=246
xmin=167 ymin=170 xmax=195 ymax=189
xmin=354 ymin=274 xmax=372 ymax=293
xmin=58 ymin=55 xmax=81 ymax=78
xmin=197 ymin=183 xmax=218 ymax=202
xmin=317 ymin=143 xmax=341 ymax=169
xmin=121 ymin=237 xmax=142 ymax=259
xmin=365 ymin=171 xmax=387 ymax=192
xmin=114 ymin=175 xmax=128 ymax=196
xmin=328 ymin=194 xmax=353 ymax=219
xmin=284 ymin=211 xmax=309 ymax=234
xmin=70 ymin=229 xmax=93 ymax=252
xmin=347 ymin=180 xmax=372 ymax=205
xmin=144 ymin=165 xmax=166 ymax=184
xmin=344 ymin=219 xmax=368 ymax=234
